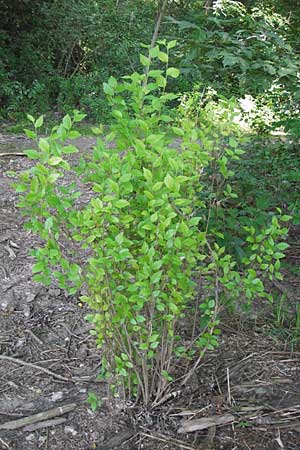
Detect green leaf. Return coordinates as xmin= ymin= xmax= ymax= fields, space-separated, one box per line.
xmin=91 ymin=126 xmax=103 ymax=135
xmin=35 ymin=115 xmax=44 ymax=129
xmin=121 ymin=353 xmax=128 ymax=361
xmin=172 ymin=127 xmax=184 ymax=136
xmin=139 ymin=343 xmax=148 ymax=350
xmin=274 ymin=252 xmax=285 ymax=259
xmin=140 ymin=54 xmax=150 ymax=67
xmin=108 ymin=76 xmax=117 ymax=88
xmin=166 ymin=67 xmax=180 ymax=78
xmin=57 ymin=125 xmax=67 ymax=141
xmin=115 ymin=199 xmax=130 ymax=208
xmin=149 ymin=46 xmax=160 ymax=58
xmin=24 ymin=129 xmax=37 ymax=139
xmin=103 ymin=82 xmax=114 ymax=95
xmin=27 ymin=114 xmax=35 ymax=123
xmin=15 ymin=183 xmax=28 ymax=193
xmin=115 ymin=233 xmax=124 ymax=245
xmin=48 ymin=156 xmax=63 ymax=166
xmin=276 ymin=242 xmax=289 ymax=251
xmin=167 ymin=40 xmax=177 ymax=49
xmin=153 ymin=182 xmax=163 ymax=191
xmin=158 ymin=51 xmax=168 ymax=63
xmin=39 ymin=138 xmax=50 ymax=152
xmin=150 ymin=341 xmax=159 ymax=349
xmin=62 ymin=145 xmax=78 ymax=154
xmin=164 ymin=174 xmax=173 ymax=189
xmin=68 ymin=130 xmax=81 ymax=139
xmin=73 ymin=111 xmax=87 ymax=122
xmin=49 ymin=173 xmax=60 ymax=183
xmin=229 ymin=137 xmax=238 ymax=148
xmin=112 ymin=110 xmax=122 ymax=119
xmin=87 ymin=392 xmax=100 ymax=411
xmin=156 ymin=75 xmax=167 ymax=88
xmin=32 ymin=262 xmax=44 ymax=273
xmin=45 ymin=217 xmax=53 ymax=231
xmin=62 ymin=115 xmax=72 ymax=130
xmin=24 ymin=149 xmax=40 ymax=159
xmin=151 ymin=270 xmax=162 ymax=284
xmin=149 ymin=334 xmax=159 ymax=343
xmin=148 ymin=69 xmax=163 ymax=77
xmin=143 ymin=167 xmax=153 ymax=182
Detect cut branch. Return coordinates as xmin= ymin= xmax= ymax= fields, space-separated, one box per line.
xmin=0 ymin=403 xmax=76 ymax=430
xmin=0 ymin=355 xmax=74 ymax=383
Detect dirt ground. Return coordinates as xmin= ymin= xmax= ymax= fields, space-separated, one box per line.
xmin=1 ymin=133 xmax=300 ymax=450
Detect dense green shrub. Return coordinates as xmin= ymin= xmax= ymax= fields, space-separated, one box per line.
xmin=16 ymin=47 xmax=289 ymax=405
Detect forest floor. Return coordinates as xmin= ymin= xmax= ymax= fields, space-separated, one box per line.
xmin=1 ymin=134 xmax=300 ymax=450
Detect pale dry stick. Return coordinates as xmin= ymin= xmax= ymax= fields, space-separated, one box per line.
xmin=141 ymin=432 xmax=198 ymax=450
xmin=213 ymin=372 xmax=223 ymax=395
xmin=169 ymin=405 xmax=211 ymax=418
xmin=272 ymin=420 xmax=298 ymax=444
xmin=0 ymin=437 xmax=9 ymax=449
xmin=0 ymin=153 xmax=26 ymax=157
xmin=23 ymin=417 xmax=67 ymax=432
xmin=0 ymin=403 xmax=76 ymax=430
xmin=151 ymin=389 xmax=182 ymax=408
xmin=227 ymin=367 xmax=232 ymax=406
xmin=0 ymin=355 xmax=74 ymax=383
xmin=25 ymin=329 xmax=44 ymax=345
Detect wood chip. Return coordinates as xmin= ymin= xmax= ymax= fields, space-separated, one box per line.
xmin=178 ymin=414 xmax=235 ymax=433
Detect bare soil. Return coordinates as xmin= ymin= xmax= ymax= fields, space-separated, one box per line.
xmin=0 ymin=134 xmax=300 ymax=450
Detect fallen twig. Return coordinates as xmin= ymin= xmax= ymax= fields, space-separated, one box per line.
xmin=0 ymin=403 xmax=76 ymax=430
xmin=23 ymin=417 xmax=67 ymax=432
xmin=0 ymin=437 xmax=9 ymax=449
xmin=25 ymin=329 xmax=44 ymax=345
xmin=141 ymin=431 xmax=198 ymax=450
xmin=0 ymin=355 xmax=74 ymax=383
xmin=0 ymin=153 xmax=26 ymax=157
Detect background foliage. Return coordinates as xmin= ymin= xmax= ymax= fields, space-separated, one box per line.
xmin=0 ymin=0 xmax=157 ymax=120
xmin=2 ymin=0 xmax=300 ymax=126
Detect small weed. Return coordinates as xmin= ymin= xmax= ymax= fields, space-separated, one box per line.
xmin=87 ymin=392 xmax=101 ymax=411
